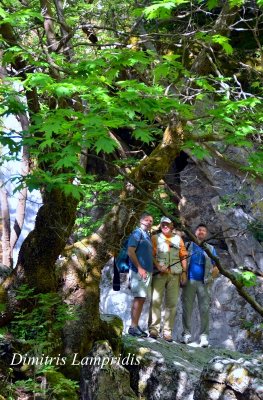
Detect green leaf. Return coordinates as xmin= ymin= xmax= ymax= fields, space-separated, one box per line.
xmin=24 ymin=73 xmax=54 ymax=89
xmin=94 ymin=137 xmax=118 ymax=154
xmin=207 ymin=0 xmax=218 ymax=10
xmin=0 ymin=6 xmax=7 ymax=18
xmin=183 ymin=141 xmax=210 ymax=159
xmin=62 ymin=184 xmax=83 ymax=200
xmin=240 ymin=271 xmax=257 ymax=287
xmin=144 ymin=0 xmax=189 ymax=20
xmin=53 ymin=155 xmax=78 ymax=170
xmin=195 ymin=78 xmax=215 ymax=91
xmin=52 ymin=83 xmax=78 ymax=98
xmin=229 ymin=0 xmax=245 ymax=7
xmin=211 ymin=35 xmax=233 ymax=55
xmin=154 ymin=63 xmax=170 ymax=81
xmin=133 ymin=128 xmax=154 ymax=143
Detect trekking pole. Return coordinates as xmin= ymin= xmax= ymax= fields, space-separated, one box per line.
xmin=152 ymin=251 xmax=198 ymax=276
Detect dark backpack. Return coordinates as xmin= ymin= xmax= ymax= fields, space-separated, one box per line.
xmin=115 ymin=238 xmax=131 ymax=273
xmin=113 ymin=230 xmax=143 ymax=291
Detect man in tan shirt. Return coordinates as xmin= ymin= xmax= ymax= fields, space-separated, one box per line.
xmin=148 ymin=216 xmax=187 ymax=342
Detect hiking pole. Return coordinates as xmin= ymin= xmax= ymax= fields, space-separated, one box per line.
xmin=152 ymin=251 xmax=198 ymax=276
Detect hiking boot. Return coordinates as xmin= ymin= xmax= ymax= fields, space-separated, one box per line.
xmin=128 ymin=326 xmax=147 ymax=338
xmin=137 ymin=326 xmax=148 ymax=337
xmin=149 ymin=330 xmax=158 ymax=339
xmin=163 ymin=333 xmax=173 ymax=342
xmin=181 ymin=333 xmax=192 ymax=344
xmin=200 ymin=334 xmax=209 ymax=347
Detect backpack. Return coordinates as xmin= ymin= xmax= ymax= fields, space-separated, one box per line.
xmin=116 ymin=230 xmax=143 ymax=273
xmin=115 ymin=238 xmax=131 ymax=273
xmin=113 ymin=230 xmax=143 ymax=291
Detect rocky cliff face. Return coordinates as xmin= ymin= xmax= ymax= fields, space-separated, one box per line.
xmin=80 ymin=336 xmax=263 ymax=400
xmin=178 ymin=156 xmax=263 ymax=352
xmin=100 ymin=155 xmax=263 ymax=353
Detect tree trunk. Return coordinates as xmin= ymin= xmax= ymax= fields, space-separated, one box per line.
xmin=0 ymin=188 xmax=78 ymax=330
xmin=61 ymin=122 xmax=184 ymax=359
xmin=9 ymin=145 xmax=29 ymax=265
xmin=15 ymin=189 xmax=78 ymax=292
xmin=0 ymin=185 xmax=11 ymax=267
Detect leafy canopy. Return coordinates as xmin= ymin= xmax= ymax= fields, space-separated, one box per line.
xmin=0 ymin=0 xmax=262 ymax=198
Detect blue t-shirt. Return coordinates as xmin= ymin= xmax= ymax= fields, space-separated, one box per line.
xmin=188 ymin=243 xmax=216 ymax=281
xmin=128 ymin=228 xmax=153 ymax=273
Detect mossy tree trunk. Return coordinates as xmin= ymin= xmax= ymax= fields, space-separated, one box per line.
xmin=61 ymin=122 xmax=184 ymax=358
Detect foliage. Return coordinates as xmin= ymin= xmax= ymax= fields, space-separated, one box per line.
xmin=8 ymin=366 xmax=79 ymax=400
xmin=248 ymin=221 xmax=263 ymax=242
xmin=75 ymin=178 xmax=123 ymax=239
xmin=146 ymin=185 xmax=179 ymax=228
xmin=0 ymin=0 xmax=262 ymax=198
xmin=10 ymin=285 xmax=76 ymax=352
xmin=218 ymin=193 xmax=248 ymax=210
xmin=234 ymin=270 xmax=257 ymax=287
xmin=5 ymin=285 xmax=79 ymax=398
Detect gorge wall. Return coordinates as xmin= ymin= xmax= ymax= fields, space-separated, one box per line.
xmin=100 ymin=153 xmax=263 ymax=352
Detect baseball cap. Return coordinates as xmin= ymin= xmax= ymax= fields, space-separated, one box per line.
xmin=160 ymin=216 xmax=172 ymax=224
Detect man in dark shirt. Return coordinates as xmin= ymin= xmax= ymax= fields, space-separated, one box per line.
xmin=181 ymin=224 xmax=219 ymax=347
xmin=127 ymin=212 xmax=154 ymax=337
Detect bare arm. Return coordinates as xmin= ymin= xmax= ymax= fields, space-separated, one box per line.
xmin=179 ymin=239 xmax=188 ymax=285
xmin=128 ymin=247 xmax=147 ymax=279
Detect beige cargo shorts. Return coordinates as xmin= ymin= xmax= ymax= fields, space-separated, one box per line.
xmin=129 ymin=269 xmax=152 ymax=298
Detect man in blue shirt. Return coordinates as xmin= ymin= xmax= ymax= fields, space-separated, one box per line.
xmin=127 ymin=212 xmax=154 ymax=337
xmin=181 ymin=224 xmax=219 ymax=347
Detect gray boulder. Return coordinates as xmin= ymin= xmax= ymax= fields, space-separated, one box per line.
xmin=80 ymin=341 xmax=138 ymax=400
xmin=194 ymin=356 xmax=263 ymax=400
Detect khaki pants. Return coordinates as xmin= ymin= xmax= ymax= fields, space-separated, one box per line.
xmin=182 ymin=280 xmax=210 ymax=336
xmin=149 ymin=273 xmax=180 ymax=335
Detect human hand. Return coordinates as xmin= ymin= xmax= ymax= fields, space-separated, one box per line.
xmin=138 ymin=267 xmax=147 ymax=280
xmin=212 ymin=266 xmax=219 ymax=279
xmin=180 ymin=271 xmax=187 ymax=286
xmin=159 ymin=264 xmax=169 ymax=274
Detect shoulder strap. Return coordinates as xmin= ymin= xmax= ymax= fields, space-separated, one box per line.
xmin=186 ymin=242 xmax=191 ymax=250
xmin=135 ymin=230 xmax=143 ymax=253
xmin=112 ymin=257 xmax=120 ymax=291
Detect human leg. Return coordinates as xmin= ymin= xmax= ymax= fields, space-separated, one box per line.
xmin=131 ymin=297 xmax=145 ymax=327
xmin=129 ymin=270 xmax=151 ymax=337
xmin=196 ymin=282 xmax=210 ymax=344
xmin=129 ymin=296 xmax=148 ymax=337
xmin=182 ymin=280 xmax=197 ymax=338
xmin=163 ymin=274 xmax=180 ymax=339
xmin=148 ymin=274 xmax=166 ymax=336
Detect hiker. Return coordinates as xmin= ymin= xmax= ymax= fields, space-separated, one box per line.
xmin=181 ymin=223 xmax=219 ymax=347
xmin=127 ymin=212 xmax=154 ymax=337
xmin=148 ymin=216 xmax=187 ymax=342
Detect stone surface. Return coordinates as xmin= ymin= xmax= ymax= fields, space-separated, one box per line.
xmin=80 ymin=341 xmax=138 ymax=400
xmin=121 ymin=336 xmax=262 ymax=400
xmin=79 ymin=336 xmax=263 ymax=400
xmin=194 ymin=356 xmax=263 ymax=400
xmin=178 ymin=157 xmax=263 ymax=352
xmin=100 ymin=313 xmax=124 ymax=353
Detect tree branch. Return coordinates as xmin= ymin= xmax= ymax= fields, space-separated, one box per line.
xmin=40 ymin=0 xmax=58 ymax=52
